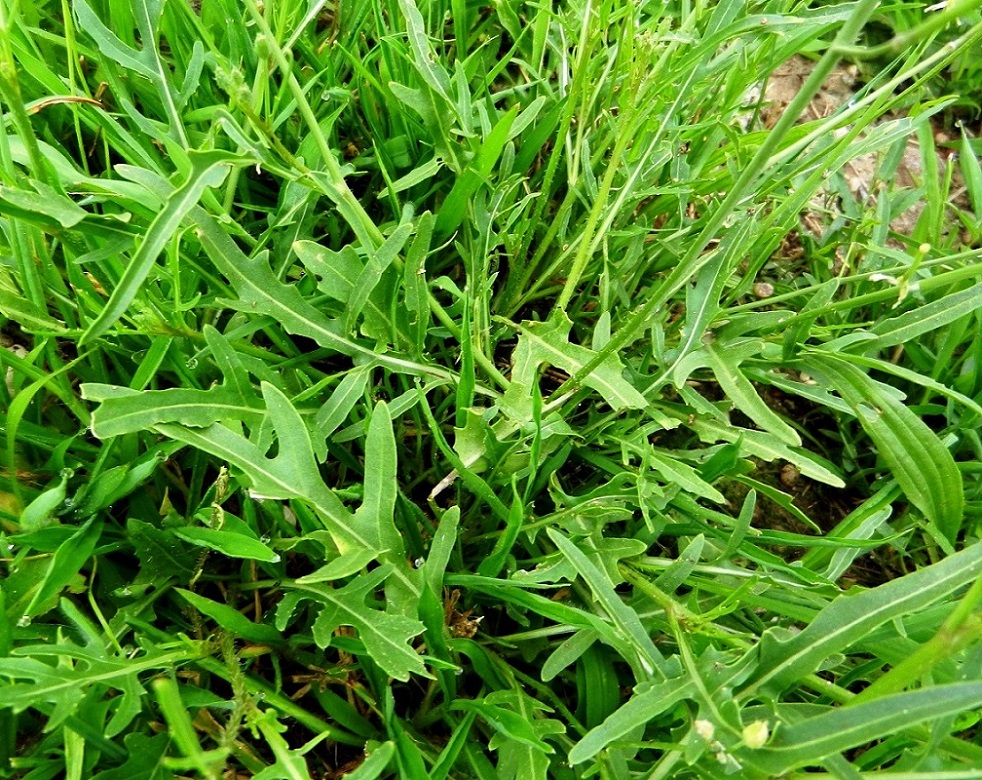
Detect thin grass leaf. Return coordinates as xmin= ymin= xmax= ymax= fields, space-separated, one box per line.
xmin=295 ymin=548 xmax=381 ymax=584
xmin=961 ymin=128 xmax=982 ymax=221
xmin=384 ymin=157 xmax=444 ymax=197
xmin=340 ymin=741 xmax=396 ymax=780
xmin=863 ymin=282 xmax=982 ymax=351
xmin=81 ymin=151 xmax=243 ymax=344
xmin=744 ymin=683 xmax=982 ymax=774
xmin=0 ymin=180 xmax=86 ymax=228
xmin=19 ymin=471 xmax=69 ymax=531
xmin=547 ymin=529 xmax=666 ymax=678
xmin=153 ymin=678 xmax=226 ymax=776
xmin=175 ymin=589 xmax=281 ymax=645
xmin=423 ymin=507 xmax=460 ymax=594
xmin=24 ymin=517 xmax=102 ymax=619
xmin=435 ymin=105 xmax=518 ymax=238
xmin=743 ymin=540 xmax=982 ymax=696
xmin=403 ymin=211 xmax=433 ymax=353
xmin=569 ymin=677 xmax=696 ymax=764
xmin=203 ymin=326 xmax=254 ymax=404
xmin=430 ymin=714 xmax=476 ymax=780
xmin=703 ymin=340 xmax=801 ymax=446
xmin=0 ymin=284 xmax=65 ymax=332
xmin=828 ymin=352 xmax=982 ymax=419
xmin=541 ymin=631 xmax=598 ymax=682
xmin=477 ymin=489 xmax=524 ymax=577
xmin=343 ymin=220 xmax=414 ymax=334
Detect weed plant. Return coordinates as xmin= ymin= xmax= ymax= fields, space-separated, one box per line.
xmin=2 ymin=0 xmax=982 ymax=777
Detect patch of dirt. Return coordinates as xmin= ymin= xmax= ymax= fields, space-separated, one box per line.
xmin=752 ymin=54 xmax=974 ymax=253
xmin=720 ymin=456 xmax=855 ymax=536
xmin=756 ymin=56 xmax=861 ymax=126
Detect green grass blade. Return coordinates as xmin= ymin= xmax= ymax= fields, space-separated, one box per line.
xmin=744 ymin=541 xmax=982 ymax=696
xmin=864 ymin=282 xmax=982 ymax=351
xmin=547 ymin=529 xmax=666 ymax=679
xmin=80 ymin=151 xmax=242 ymax=345
xmin=744 ymin=683 xmax=982 ymax=774
xmin=568 ymin=677 xmax=696 ymax=764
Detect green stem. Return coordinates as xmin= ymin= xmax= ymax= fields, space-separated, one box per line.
xmin=243 ymin=0 xmax=383 ymax=250
xmin=851 ymin=576 xmax=982 ymax=703
xmin=836 ymin=0 xmax=982 ymax=59
xmin=547 ymin=0 xmax=886 ymax=405
xmin=511 ymin=0 xmax=597 ymax=291
xmin=0 ymin=5 xmax=51 ymax=187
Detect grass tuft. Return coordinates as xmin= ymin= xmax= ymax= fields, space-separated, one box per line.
xmin=3 ymin=0 xmax=982 ymax=777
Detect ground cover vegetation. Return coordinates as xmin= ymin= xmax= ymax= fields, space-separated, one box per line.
xmin=2 ymin=0 xmax=982 ymax=776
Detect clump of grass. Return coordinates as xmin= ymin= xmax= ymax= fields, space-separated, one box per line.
xmin=2 ymin=0 xmax=982 ymax=778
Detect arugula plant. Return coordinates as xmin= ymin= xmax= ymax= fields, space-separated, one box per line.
xmin=2 ymin=0 xmax=982 ymax=777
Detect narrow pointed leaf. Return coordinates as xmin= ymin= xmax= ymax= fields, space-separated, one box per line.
xmin=0 ymin=288 xmax=65 ymax=332
xmin=805 ymin=355 xmax=963 ymax=540
xmin=745 ymin=683 xmax=982 ymax=774
xmin=84 ymin=384 xmax=264 ymax=439
xmin=703 ymin=340 xmax=800 ymax=446
xmin=353 ymin=401 xmax=403 ymax=555
xmin=744 ymin=540 xmax=982 ymax=696
xmin=863 ymin=282 xmax=982 ymax=351
xmin=172 ymin=526 xmax=280 ymax=563
xmin=569 ymin=678 xmax=696 ymax=764
xmin=25 ymin=517 xmax=102 ymax=618
xmin=547 ymin=529 xmax=666 ymax=677
xmin=0 ymin=181 xmax=86 ymax=228
xmin=175 ymin=589 xmax=281 ymax=644
xmin=81 ymin=152 xmax=242 ymax=344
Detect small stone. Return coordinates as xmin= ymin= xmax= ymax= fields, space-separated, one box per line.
xmin=780 ymin=463 xmax=801 ymax=488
